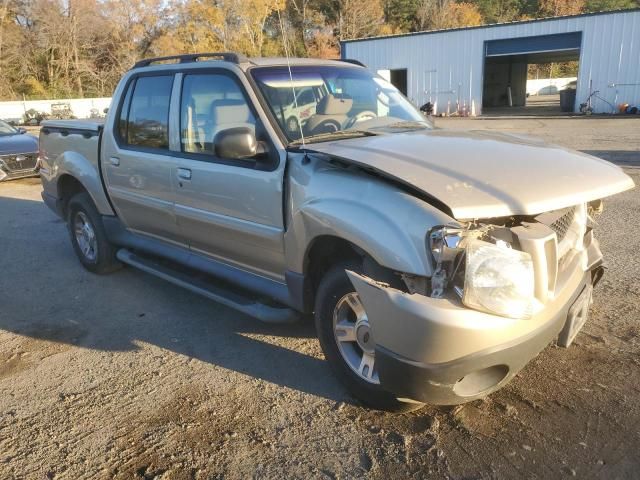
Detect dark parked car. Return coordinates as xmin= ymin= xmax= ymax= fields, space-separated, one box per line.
xmin=0 ymin=119 xmax=39 ymax=181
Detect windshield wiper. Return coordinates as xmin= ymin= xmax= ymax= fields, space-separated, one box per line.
xmin=373 ymin=120 xmax=431 ymax=131
xmin=289 ymin=129 xmax=379 ymax=146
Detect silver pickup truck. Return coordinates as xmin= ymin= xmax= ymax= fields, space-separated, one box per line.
xmin=39 ymin=53 xmax=634 ymax=412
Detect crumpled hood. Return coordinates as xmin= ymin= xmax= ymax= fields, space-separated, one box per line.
xmin=0 ymin=133 xmax=38 ymax=155
xmin=304 ymin=129 xmax=635 ymax=219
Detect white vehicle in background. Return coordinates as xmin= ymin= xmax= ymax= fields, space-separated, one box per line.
xmin=281 ymin=85 xmax=325 ymax=135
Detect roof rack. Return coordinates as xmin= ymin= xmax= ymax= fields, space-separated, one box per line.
xmin=340 ymin=58 xmax=367 ymax=67
xmin=132 ymin=52 xmax=249 ymax=69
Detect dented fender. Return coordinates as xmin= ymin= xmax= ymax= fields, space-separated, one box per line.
xmin=284 ymin=152 xmax=456 ymax=276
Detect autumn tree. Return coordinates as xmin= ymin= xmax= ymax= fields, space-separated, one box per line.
xmin=164 ymin=0 xmax=225 ymax=54
xmin=306 ymin=29 xmax=339 ymax=57
xmin=0 ymin=0 xmax=24 ymax=98
xmin=584 ymin=0 xmax=637 ymax=10
xmin=237 ymin=0 xmax=285 ymax=56
xmin=474 ymin=0 xmax=533 ymax=23
xmin=384 ymin=0 xmax=421 ymax=31
xmin=336 ymin=0 xmax=385 ymax=40
xmin=417 ymin=0 xmax=482 ymax=30
xmin=0 ymin=0 xmax=636 ymax=101
xmin=442 ymin=2 xmax=484 ymax=27
xmin=539 ymin=0 xmax=585 ymax=16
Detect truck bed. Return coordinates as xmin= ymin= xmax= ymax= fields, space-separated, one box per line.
xmin=40 ymin=119 xmax=104 ymax=133
xmin=40 ymin=120 xmax=103 ymax=169
xmin=39 ymin=118 xmax=111 ymax=214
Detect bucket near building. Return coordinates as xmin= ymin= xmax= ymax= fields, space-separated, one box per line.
xmin=560 ymin=89 xmax=577 ymax=112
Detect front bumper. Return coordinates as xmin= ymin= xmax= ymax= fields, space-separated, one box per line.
xmin=348 ymin=247 xmax=601 ymax=405
xmin=0 ymin=153 xmax=39 ymax=181
xmin=376 ymin=276 xmax=588 ymax=405
xmin=0 ymin=165 xmax=39 ymax=181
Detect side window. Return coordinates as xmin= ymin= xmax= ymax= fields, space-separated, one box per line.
xmin=180 ymin=73 xmax=256 ymax=155
xmin=118 ymin=81 xmax=133 ymax=141
xmin=122 ymin=75 xmax=173 ymax=150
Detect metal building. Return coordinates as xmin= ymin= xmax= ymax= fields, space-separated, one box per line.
xmin=341 ymin=9 xmax=640 ymax=115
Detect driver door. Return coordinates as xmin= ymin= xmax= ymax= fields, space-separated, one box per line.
xmin=171 ymin=71 xmax=287 ymax=281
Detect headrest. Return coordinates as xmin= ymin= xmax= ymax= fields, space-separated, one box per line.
xmin=317 ymin=95 xmax=353 ymax=115
xmin=210 ymin=99 xmax=251 ymax=125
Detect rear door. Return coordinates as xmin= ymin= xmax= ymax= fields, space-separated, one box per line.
xmin=171 ymin=70 xmax=287 ymax=281
xmin=101 ymin=74 xmax=183 ymax=244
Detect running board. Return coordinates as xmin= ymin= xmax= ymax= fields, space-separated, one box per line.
xmin=116 ymin=249 xmax=299 ymax=324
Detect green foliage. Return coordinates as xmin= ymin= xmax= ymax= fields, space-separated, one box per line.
xmin=384 ymin=0 xmax=421 ymax=31
xmin=584 ymin=0 xmax=637 ymax=11
xmin=475 ymin=0 xmax=534 ymax=23
xmin=15 ymin=78 xmax=47 ymax=98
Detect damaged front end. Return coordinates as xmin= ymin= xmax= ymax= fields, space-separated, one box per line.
xmin=346 ymin=201 xmax=606 ymax=405
xmin=426 ymin=200 xmax=604 ymax=320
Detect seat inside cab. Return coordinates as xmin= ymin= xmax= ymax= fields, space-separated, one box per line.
xmin=182 ymin=74 xmax=256 ymax=154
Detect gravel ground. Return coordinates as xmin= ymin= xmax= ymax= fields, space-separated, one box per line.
xmin=0 ymin=117 xmax=639 ymax=479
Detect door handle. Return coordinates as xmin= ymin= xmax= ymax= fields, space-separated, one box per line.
xmin=177 ymin=168 xmax=192 ymax=180
xmin=109 ymin=156 xmax=120 ymax=166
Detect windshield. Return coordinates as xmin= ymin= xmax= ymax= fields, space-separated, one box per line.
xmin=251 ymin=65 xmax=431 ymax=143
xmin=0 ymin=119 xmax=18 ymax=135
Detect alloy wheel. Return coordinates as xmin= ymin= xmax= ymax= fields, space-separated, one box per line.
xmin=73 ymin=211 xmax=98 ymax=262
xmin=332 ymin=292 xmax=379 ymax=384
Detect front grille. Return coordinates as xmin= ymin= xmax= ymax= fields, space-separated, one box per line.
xmin=549 ymin=206 xmax=576 ymax=244
xmin=1 ymin=153 xmax=38 ymax=173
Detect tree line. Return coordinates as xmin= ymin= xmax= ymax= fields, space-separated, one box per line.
xmin=0 ymin=0 xmax=636 ymax=100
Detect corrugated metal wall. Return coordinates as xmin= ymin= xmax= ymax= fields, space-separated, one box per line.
xmin=342 ymin=11 xmax=640 ymax=115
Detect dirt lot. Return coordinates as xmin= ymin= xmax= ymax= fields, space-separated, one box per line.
xmin=1 ymin=117 xmax=639 ymax=479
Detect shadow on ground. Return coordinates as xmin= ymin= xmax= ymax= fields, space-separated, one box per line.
xmin=581 ymin=150 xmax=640 ymax=167
xmin=0 ymin=191 xmax=349 ymax=405
xmin=0 ymin=147 xmax=636 ymax=408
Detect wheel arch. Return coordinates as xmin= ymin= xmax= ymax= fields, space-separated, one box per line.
xmin=305 ymin=235 xmax=362 ymax=291
xmin=57 ymin=174 xmax=89 ymax=217
xmin=290 ymin=234 xmax=408 ymax=314
xmin=52 ymin=151 xmax=115 ymax=217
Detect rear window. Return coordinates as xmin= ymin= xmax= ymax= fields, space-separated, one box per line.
xmin=119 ymin=75 xmax=173 ymax=150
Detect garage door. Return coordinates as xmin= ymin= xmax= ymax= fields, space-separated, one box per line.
xmin=485 ymin=32 xmax=582 ymax=57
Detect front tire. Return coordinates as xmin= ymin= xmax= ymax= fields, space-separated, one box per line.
xmin=315 ymin=263 xmax=422 ymax=412
xmin=67 ymin=192 xmax=121 ymax=274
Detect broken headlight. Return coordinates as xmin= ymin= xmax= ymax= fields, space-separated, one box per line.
xmin=463 ymin=240 xmax=538 ymax=319
xmin=429 ymin=226 xmax=540 ymax=319
xmin=428 ymin=227 xmax=465 ymax=298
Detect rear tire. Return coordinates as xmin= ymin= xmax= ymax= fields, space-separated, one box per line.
xmin=315 ymin=262 xmax=423 ymax=412
xmin=67 ymin=192 xmax=121 ymax=274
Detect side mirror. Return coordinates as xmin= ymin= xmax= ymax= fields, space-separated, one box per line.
xmin=18 ymin=127 xmax=26 ymax=134
xmin=103 ymin=108 xmax=109 ymax=114
xmin=214 ymin=127 xmax=260 ymax=160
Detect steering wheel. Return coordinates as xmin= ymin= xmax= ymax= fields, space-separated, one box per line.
xmin=308 ymin=119 xmax=341 ymax=136
xmin=345 ymin=110 xmax=377 ymax=129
